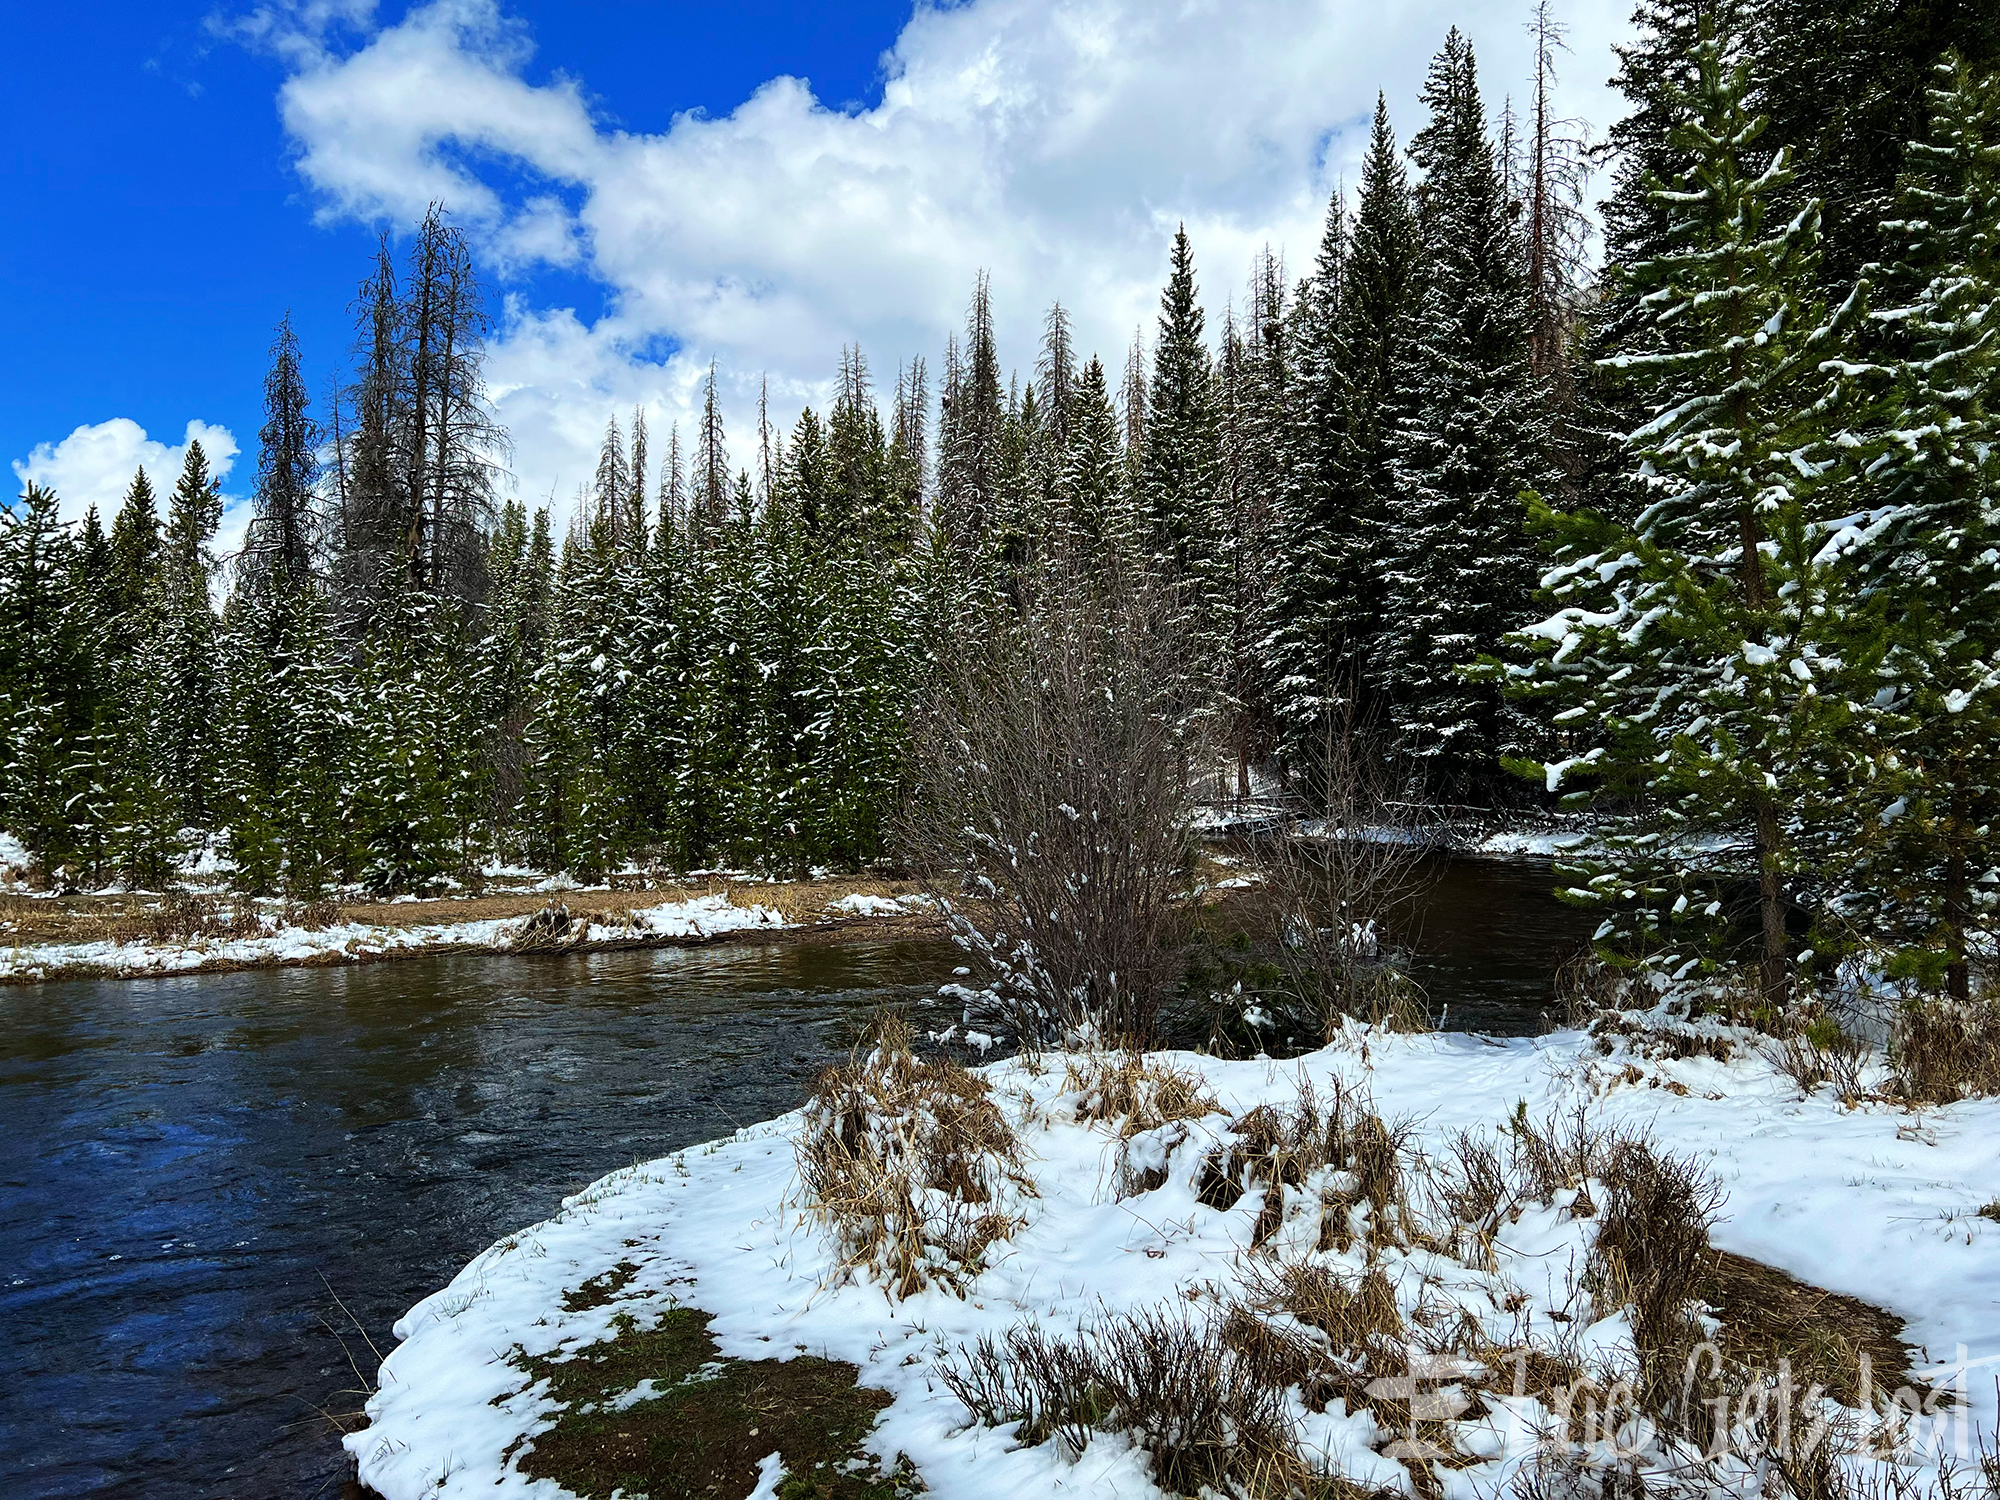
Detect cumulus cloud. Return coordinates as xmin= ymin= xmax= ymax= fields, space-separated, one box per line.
xmin=12 ymin=419 xmax=253 ymax=556
xmin=260 ymin=0 xmax=1635 ymax=519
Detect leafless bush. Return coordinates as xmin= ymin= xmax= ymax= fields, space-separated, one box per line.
xmin=941 ymin=1302 xmax=1305 ymax=1492
xmin=1555 ymin=950 xmax=1636 ymax=1028
xmin=796 ymin=1013 xmax=1028 ymax=1297
xmin=1224 ymin=731 xmax=1434 ymax=1040
xmin=1774 ymin=1011 xmax=1871 ymax=1103
xmin=904 ymin=561 xmax=1208 ymax=1047
xmin=1891 ymin=999 xmax=2000 ymax=1103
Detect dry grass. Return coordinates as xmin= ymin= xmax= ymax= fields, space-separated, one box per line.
xmin=1194 ymin=1074 xmax=1413 ymax=1252
xmin=940 ymin=1082 xmax=1932 ymax=1499
xmin=796 ymin=1013 xmax=1030 ymax=1298
xmin=1891 ymin=999 xmax=2000 ymax=1104
xmin=943 ymin=1303 xmax=1309 ymax=1497
xmin=1058 ymin=1050 xmax=1220 ymax=1136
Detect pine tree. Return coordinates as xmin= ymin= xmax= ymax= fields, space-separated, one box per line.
xmin=937 ymin=275 xmax=1004 ymax=557
xmin=0 ymin=483 xmax=95 ymax=873
xmin=1382 ymin=30 xmax=1547 ymax=800
xmin=108 ymin=468 xmax=163 ymax=649
xmin=1141 ymin=226 xmax=1220 ymax=592
xmin=1503 ymin=35 xmax=1858 ymax=1004
xmin=241 ymin=313 xmax=320 ymax=599
xmin=1058 ymin=354 xmax=1129 ymax=572
xmin=1749 ymin=0 xmax=2000 ymax=293
xmin=153 ymin=441 xmax=225 ymax=833
xmin=1834 ymin=55 xmax=2000 ymax=1001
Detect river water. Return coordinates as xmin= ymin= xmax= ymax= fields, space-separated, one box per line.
xmin=0 ymin=858 xmax=1593 ymax=1499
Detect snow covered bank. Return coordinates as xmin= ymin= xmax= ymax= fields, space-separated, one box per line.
xmin=345 ymin=1026 xmax=2000 ymax=1500
xmin=0 ymin=893 xmax=787 ymax=984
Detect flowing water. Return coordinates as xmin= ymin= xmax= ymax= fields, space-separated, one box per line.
xmin=0 ymin=858 xmax=1595 ymax=1499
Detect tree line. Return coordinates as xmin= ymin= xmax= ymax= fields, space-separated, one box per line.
xmin=3 ymin=0 xmax=1998 ymax=1021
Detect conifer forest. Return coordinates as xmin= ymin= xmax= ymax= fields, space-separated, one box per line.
xmin=6 ymin=0 xmax=2000 ymax=1012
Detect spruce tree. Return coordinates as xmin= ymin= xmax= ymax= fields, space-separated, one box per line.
xmin=1503 ymin=35 xmax=1858 ymax=1004
xmin=0 ymin=484 xmax=95 ymax=873
xmin=152 ymin=441 xmax=225 ymax=833
xmin=1382 ymin=31 xmax=1547 ymax=800
xmin=1835 ymin=55 xmax=2000 ymax=1001
xmin=1141 ymin=226 xmax=1220 ymax=592
xmin=108 ymin=467 xmax=163 ymax=649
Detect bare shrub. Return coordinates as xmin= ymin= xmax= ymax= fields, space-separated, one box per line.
xmin=1891 ymin=999 xmax=2000 ymax=1103
xmin=941 ymin=1302 xmax=1305 ymax=1492
xmin=1251 ymin=735 xmax=1435 ymax=1038
xmin=1555 ymin=951 xmax=1635 ymax=1028
xmin=796 ymin=1014 xmax=1028 ymax=1297
xmin=904 ymin=559 xmax=1207 ymax=1047
xmin=1774 ymin=1011 xmax=1870 ymax=1103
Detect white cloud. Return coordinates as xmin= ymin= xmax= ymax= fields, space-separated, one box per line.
xmin=235 ymin=0 xmax=1638 ymax=524
xmin=11 ymin=418 xmax=253 ymax=557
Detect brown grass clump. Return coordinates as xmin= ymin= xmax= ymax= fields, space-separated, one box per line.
xmin=943 ymin=1303 xmax=1308 ymax=1495
xmin=149 ymin=892 xmax=266 ymax=943
xmin=1196 ymin=1076 xmax=1411 ymax=1251
xmin=797 ymin=1013 xmax=1029 ymax=1298
xmin=1891 ymin=999 xmax=2000 ymax=1104
xmin=508 ymin=901 xmax=575 ymax=953
xmin=1590 ymin=1136 xmax=1725 ymax=1435
xmin=1060 ymin=1050 xmax=1220 ymax=1136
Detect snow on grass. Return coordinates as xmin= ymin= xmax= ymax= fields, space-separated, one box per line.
xmin=825 ymin=892 xmax=938 ymax=919
xmin=344 ymin=1026 xmax=2000 ymax=1500
xmin=0 ymin=893 xmax=785 ymax=983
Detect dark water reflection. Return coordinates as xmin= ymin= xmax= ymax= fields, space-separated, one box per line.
xmin=0 ymin=859 xmax=1591 ymax=1498
xmin=0 ymin=940 xmax=963 ymax=1500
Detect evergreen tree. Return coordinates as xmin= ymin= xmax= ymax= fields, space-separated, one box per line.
xmin=1263 ymin=190 xmax=1360 ymax=774
xmin=0 ymin=484 xmax=95 ymax=873
xmin=1503 ymin=35 xmax=1858 ymax=1004
xmin=152 ymin=441 xmax=225 ymax=832
xmin=1140 ymin=226 xmax=1220 ymax=592
xmin=108 ymin=467 xmax=163 ymax=648
xmin=1749 ymin=0 xmax=2000 ymax=293
xmin=1382 ymin=30 xmax=1547 ymax=799
xmin=241 ymin=313 xmax=320 ymax=599
xmin=1834 ymin=55 xmax=2000 ymax=1001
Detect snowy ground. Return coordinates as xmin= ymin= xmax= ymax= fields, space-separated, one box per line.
xmin=345 ymin=1025 xmax=2000 ymax=1500
xmin=0 ymin=893 xmax=787 ymax=983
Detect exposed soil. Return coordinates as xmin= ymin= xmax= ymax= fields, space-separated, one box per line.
xmin=1704 ymin=1247 xmax=1925 ymax=1404
xmin=512 ymin=1308 xmax=918 ymax=1500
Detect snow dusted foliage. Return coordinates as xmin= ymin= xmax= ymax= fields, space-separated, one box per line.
xmin=1500 ymin=35 xmax=1862 ymax=1002
xmin=1382 ymin=31 xmax=1548 ymax=801
xmin=1826 ymin=56 xmax=2000 ymax=1002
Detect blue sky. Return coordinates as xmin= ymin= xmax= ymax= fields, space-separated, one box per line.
xmin=8 ymin=0 xmax=1632 ymax=533
xmin=5 ymin=1 xmax=914 ymax=515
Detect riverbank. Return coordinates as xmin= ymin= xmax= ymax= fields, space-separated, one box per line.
xmin=0 ymin=878 xmax=942 ymax=985
xmin=345 ymin=1022 xmax=2000 ymax=1500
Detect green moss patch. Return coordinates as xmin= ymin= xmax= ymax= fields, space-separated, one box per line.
xmin=513 ymin=1307 xmax=919 ymax=1500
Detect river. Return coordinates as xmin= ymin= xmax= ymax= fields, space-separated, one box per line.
xmin=0 ymin=857 xmax=1593 ymax=1499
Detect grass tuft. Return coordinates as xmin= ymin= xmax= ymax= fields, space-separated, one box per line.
xmin=796 ymin=1013 xmax=1029 ymax=1298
